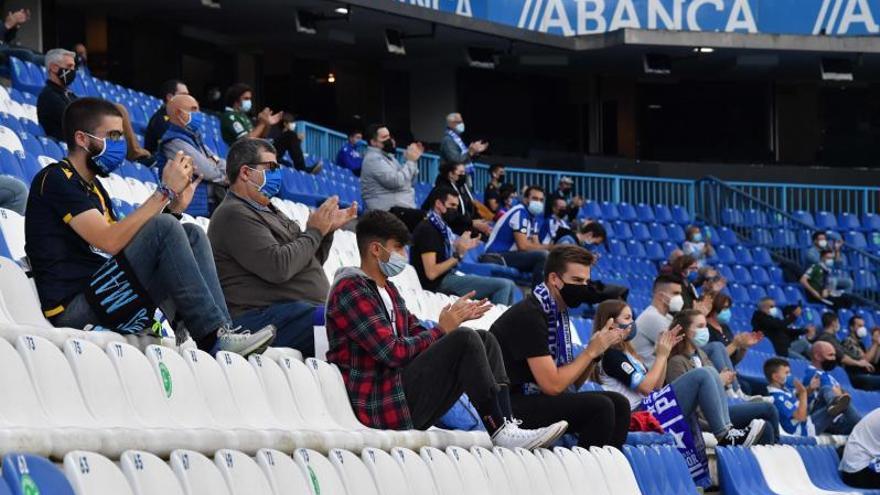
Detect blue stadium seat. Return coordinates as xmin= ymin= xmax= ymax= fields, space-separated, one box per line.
xmin=571 ymin=317 xmax=592 ymax=343
xmin=625 ymin=445 xmax=699 ymax=495
xmin=16 ymin=152 xmax=41 ymax=184
xmin=0 ymin=230 xmax=12 ymax=259
xmin=783 ymin=285 xmax=805 ymax=306
xmin=735 ymin=350 xmax=772 ymax=383
xmin=728 ymin=283 xmax=749 ymax=303
xmin=747 ymin=284 xmax=767 ymax=302
xmin=860 ymin=213 xmax=880 ymax=233
xmin=721 ymin=208 xmax=744 ymax=226
xmin=626 ymin=240 xmax=647 ymax=258
xmin=751 ymin=228 xmax=773 ymax=246
xmin=732 ymin=265 xmax=753 ymax=285
xmin=795 ymin=445 xmax=880 ymax=495
xmin=792 ymin=210 xmax=815 ymax=227
xmin=608 ymin=239 xmax=627 ymax=256
xmin=8 ymin=57 xmax=41 ymax=95
xmin=765 ymin=285 xmax=787 ymax=306
xmin=600 ymin=201 xmax=620 ymax=220
xmin=666 ymin=224 xmax=685 ymax=243
xmin=814 ymin=211 xmax=837 ymax=230
xmin=613 ymin=221 xmax=633 ymax=240
xmin=750 ymin=247 xmax=773 ymax=266
xmin=777 ymin=435 xmax=817 ymax=446
xmin=732 ymin=246 xmax=753 ymax=265
xmin=2 ymin=453 xmax=75 ymax=495
xmin=716 ymin=447 xmax=777 ymax=495
xmin=749 ymin=266 xmax=771 ymax=285
xmin=18 ymin=132 xmax=43 ymax=157
xmin=671 ymin=205 xmax=690 ymax=225
xmin=854 ymin=269 xmax=878 ymax=290
xmin=38 ymin=138 xmax=64 ymax=160
xmin=767 ymin=266 xmax=783 ymax=285
xmin=648 ymin=223 xmax=668 ymax=241
xmin=661 ymin=241 xmax=678 ymax=258
xmin=0 ymin=149 xmax=26 ymax=182
xmin=742 ymin=209 xmax=767 ymax=228
xmin=855 ymin=309 xmax=876 ymax=330
xmin=580 ymin=200 xmax=601 ymax=219
xmin=844 ymin=231 xmax=867 ymax=250
xmin=624 ymin=432 xmax=675 ymax=447
xmin=644 ymin=241 xmax=665 ymax=261
xmin=837 ymin=212 xmax=860 ymax=231
xmin=631 ymin=222 xmax=651 ymax=241
xmin=0 ymin=116 xmax=24 ymax=135
xmin=770 ymin=228 xmax=796 ymax=248
xmin=718 ymin=227 xmax=739 ymax=246
xmin=635 ymin=203 xmax=655 ymax=222
xmin=653 ymin=204 xmax=673 ymax=223
xmin=716 ymin=264 xmax=735 ymax=281
xmin=618 ymin=202 xmax=638 ymax=222
xmin=795 ymin=229 xmax=814 ymax=248
xmin=716 ymin=245 xmax=736 ymax=265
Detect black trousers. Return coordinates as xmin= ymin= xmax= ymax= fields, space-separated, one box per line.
xmin=511 ymin=390 xmax=631 ymax=449
xmin=402 ymin=328 xmax=508 ymax=430
xmin=842 ymin=467 xmax=880 ymax=489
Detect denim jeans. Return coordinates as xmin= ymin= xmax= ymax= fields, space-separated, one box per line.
xmin=701 ymin=341 xmax=742 ymax=392
xmin=729 ymin=401 xmax=779 ymax=444
xmin=53 ymin=216 xmax=231 ymax=344
xmin=496 ymin=250 xmax=548 ymax=287
xmin=0 ymin=175 xmax=27 ymax=215
xmin=233 ymin=301 xmax=319 ymax=357
xmin=438 ymin=272 xmax=518 ymax=306
xmin=669 ymin=367 xmax=731 ymax=436
xmin=810 ymin=386 xmax=862 ymax=434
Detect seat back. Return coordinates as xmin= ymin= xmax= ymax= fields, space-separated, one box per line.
xmin=274 ymin=355 xmax=340 ymax=429
xmin=120 ymin=451 xmax=185 ymax=495
xmin=555 ymin=447 xmax=611 ymax=495
xmin=170 ymin=450 xmax=230 ymax=495
xmin=214 ymin=450 xmax=273 ymax=495
xmin=2 ymin=453 xmax=74 ymax=495
xmin=514 ymin=448 xmax=554 ymax=494
xmin=215 ymin=351 xmax=284 ymax=429
xmin=255 ymin=449 xmax=311 ymax=495
xmin=293 ymin=449 xmax=348 ymax=495
xmin=470 ymin=447 xmax=513 ymax=495
xmin=63 ymin=451 xmax=135 ymax=495
xmin=182 ymin=348 xmax=245 ymax=428
xmin=248 ymin=353 xmax=308 ymax=428
xmin=0 ymin=256 xmax=49 ymax=327
xmin=106 ymin=342 xmax=178 ymax=428
xmin=571 ymin=447 xmax=615 ymax=495
xmin=446 ymin=446 xmax=493 ymax=495
xmin=63 ymin=338 xmax=138 ymax=427
xmin=361 ymin=448 xmax=411 ymax=495
xmin=420 ymin=447 xmax=464 ymax=495
xmin=143 ymin=345 xmax=214 ymax=428
xmin=0 ymin=338 xmax=51 ymax=427
xmin=390 ymin=448 xmax=439 ymax=495
xmin=307 ymin=358 xmax=365 ymax=429
xmin=330 ymin=449 xmax=379 ymax=495
xmin=533 ymin=448 xmax=576 ymax=495
xmin=492 ymin=447 xmax=533 ymax=495
xmin=597 ymin=446 xmax=643 ymax=495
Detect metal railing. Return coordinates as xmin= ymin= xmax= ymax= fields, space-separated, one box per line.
xmin=726 ymin=180 xmax=879 ymax=217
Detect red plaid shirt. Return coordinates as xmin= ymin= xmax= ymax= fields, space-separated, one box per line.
xmin=326 ymin=271 xmax=443 ymax=430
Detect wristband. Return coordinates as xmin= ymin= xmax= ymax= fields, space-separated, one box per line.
xmin=157 ymin=183 xmax=178 ymax=203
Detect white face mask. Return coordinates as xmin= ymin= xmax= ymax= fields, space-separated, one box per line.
xmin=667 ymin=294 xmax=684 ymax=314
xmin=856 ymin=326 xmax=868 ymax=339
xmin=817 ymin=239 xmax=828 ymax=249
xmin=288 ymin=122 xmax=296 ymax=132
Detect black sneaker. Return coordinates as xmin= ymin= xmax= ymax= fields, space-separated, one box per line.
xmin=827 ymin=394 xmax=850 ymax=418
xmin=717 ymin=419 xmax=766 ymax=447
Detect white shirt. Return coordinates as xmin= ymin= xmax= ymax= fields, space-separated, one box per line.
xmin=840 ymin=408 xmax=880 ymax=473
xmin=632 ymin=305 xmax=673 ymax=368
xmin=377 ymin=286 xmax=396 ymax=334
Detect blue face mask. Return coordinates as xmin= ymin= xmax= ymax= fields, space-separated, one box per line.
xmin=686 ymin=270 xmax=698 ymax=283
xmin=84 ymin=132 xmax=126 ymax=176
xmin=692 ymin=326 xmax=710 ymax=347
xmin=249 ymin=166 xmax=283 ymax=199
xmin=784 ymin=374 xmax=794 ymax=390
xmin=769 ymin=307 xmax=782 ymax=319
xmin=527 ymin=200 xmax=544 ymax=216
xmin=619 ymin=321 xmax=638 ymax=342
xmin=241 ymin=98 xmax=253 ymax=112
xmin=378 ymin=245 xmax=408 ymax=278
xmin=185 ymin=110 xmax=205 ymax=134
xmin=454 ymin=123 xmax=465 ymax=134
xmin=692 ymin=232 xmax=703 ymax=242
xmin=717 ymin=308 xmax=732 ymax=324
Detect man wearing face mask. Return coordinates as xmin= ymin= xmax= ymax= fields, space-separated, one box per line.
xmin=160 ymin=95 xmax=226 ymax=189
xmin=25 ymin=98 xmax=275 ymax=355
xmin=632 ymin=275 xmax=684 ymax=367
xmin=484 ymin=185 xmax=549 ymax=288
xmin=336 ymin=129 xmax=365 ymax=177
xmin=842 ymin=316 xmax=880 ymax=390
xmin=360 ymin=123 xmax=425 ymax=229
xmin=439 ymin=113 xmax=488 ymax=175
xmin=208 ymin=138 xmax=356 ymax=357
xmin=540 ymin=198 xmax=570 ymax=244
xmin=752 ymin=298 xmax=812 ymax=360
xmin=805 ymin=231 xmax=854 ymax=293
xmin=37 ymin=48 xmax=79 ymax=142
xmin=326 ymin=210 xmax=568 ymax=448
xmin=144 ymin=79 xmax=189 ymax=154
xmin=545 ymin=177 xmax=583 ymax=223
xmin=803 ymin=341 xmax=862 ymax=434
xmin=411 ymin=187 xmax=517 ymax=305
xmin=765 ymin=357 xmax=841 ymax=437
xmin=484 ymin=164 xmax=506 ymax=214
xmin=815 ymin=313 xmax=878 ymax=389
xmin=422 ymin=162 xmax=492 ymax=236
xmin=220 ymin=83 xmax=283 ymax=145
xmin=801 ymin=249 xmax=855 ymax=310
xmin=489 ymin=246 xmax=632 ymax=450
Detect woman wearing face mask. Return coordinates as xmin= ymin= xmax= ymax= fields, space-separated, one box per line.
xmin=682 ymin=226 xmax=714 ymax=267
xmin=670 ymin=254 xmax=701 ymax=311
xmin=423 ymin=162 xmax=492 ymax=236
xmin=664 ymin=309 xmax=779 ymax=445
xmin=270 ymin=112 xmax=322 ymax=174
xmin=841 ymin=316 xmax=880 ymax=390
xmin=594 ymin=301 xmax=767 ymax=448
xmin=707 ymin=294 xmax=763 ymax=367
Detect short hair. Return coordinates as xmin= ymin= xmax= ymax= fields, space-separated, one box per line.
xmin=489 ymin=163 xmax=504 ymax=174
xmin=652 ymin=274 xmax=680 ymax=293
xmin=225 ymin=83 xmax=253 ymax=107
xmin=365 ymin=123 xmax=386 ymax=142
xmin=160 ymin=79 xmax=185 ymax=99
xmin=226 ymin=138 xmax=277 ymax=184
xmin=579 ymin=221 xmax=606 ymax=241
xmin=812 ymin=231 xmax=827 ymax=242
xmin=523 ymin=185 xmax=544 ymax=199
xmin=758 ymin=296 xmax=774 ymax=306
xmin=45 ymin=48 xmax=75 ymax=68
xmin=671 ymin=254 xmax=698 ymax=275
xmin=763 ymin=357 xmax=790 ymax=382
xmin=356 ymin=210 xmax=411 ymax=254
xmin=439 ymin=161 xmax=463 ymax=179
xmin=543 ymin=245 xmax=595 ymax=280
xmin=819 ymin=249 xmax=834 ymax=258
xmin=821 ymin=311 xmax=839 ymax=328
xmin=62 ymin=97 xmax=123 ymax=149
xmin=348 ymin=129 xmax=362 ymax=138
xmin=711 ymin=293 xmax=732 ymax=316
xmin=849 ymin=315 xmax=864 ymax=329
xmin=430 ymin=186 xmax=459 ymax=207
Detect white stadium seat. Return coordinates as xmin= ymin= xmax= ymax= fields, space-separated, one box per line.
xmin=361 ymin=447 xmax=411 ymax=495
xmin=255 ymin=449 xmax=312 ymax=495
xmin=752 ymin=445 xmax=846 ymax=495
xmin=0 ymin=337 xmax=54 ymax=456
xmin=491 ymin=447 xmax=532 ymax=495
xmin=445 ymin=446 xmax=493 ymax=495
xmin=170 ymin=450 xmax=231 ymax=495
xmin=420 ymin=447 xmax=465 ymax=495
xmin=391 ymin=447 xmax=440 ymax=495
xmin=120 ymin=450 xmax=185 ymax=495
xmin=587 ymin=446 xmax=642 ymax=495
xmin=533 ymin=448 xmax=576 ymax=495
xmin=294 ymin=448 xmax=349 ymax=495
xmin=214 ymin=449 xmax=273 ymax=495
xmin=329 ymin=448 xmax=380 ymax=495
xmin=513 ymin=447 xmax=555 ymax=495
xmin=261 ymin=346 xmax=303 ymax=362
xmin=0 ymin=125 xmax=23 ymax=153
xmin=37 ymin=154 xmax=54 ymax=168
xmin=555 ymin=446 xmax=613 ymax=495
xmin=64 ymin=450 xmax=135 ymax=495
xmin=0 ymin=207 xmax=26 ymax=262
xmin=471 ymin=446 xmax=514 ymax=495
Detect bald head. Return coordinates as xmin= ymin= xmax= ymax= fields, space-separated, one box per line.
xmin=812 ymin=341 xmax=836 ymax=364
xmin=167 ymin=94 xmax=199 ymax=127
xmin=446 ymin=112 xmax=463 ymax=131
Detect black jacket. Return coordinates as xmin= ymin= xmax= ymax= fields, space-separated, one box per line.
xmin=751 ymin=309 xmax=806 ymax=356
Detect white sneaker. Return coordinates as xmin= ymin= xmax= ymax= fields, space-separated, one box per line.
xmin=491 ymin=419 xmax=569 ymax=450
xmin=213 ymin=325 xmax=276 ymax=356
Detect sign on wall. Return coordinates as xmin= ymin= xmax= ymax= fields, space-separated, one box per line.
xmin=396 ymin=0 xmax=880 ymax=37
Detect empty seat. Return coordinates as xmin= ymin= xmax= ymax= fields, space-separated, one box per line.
xmin=330 ymin=448 xmax=380 ymax=495
xmin=751 ymin=445 xmax=837 ymax=495
xmin=492 ymin=447 xmax=534 ymax=495
xmin=513 ymin=447 xmax=556 ymax=494
xmin=446 ymin=446 xmax=493 ymax=495
xmin=420 ymin=447 xmax=466 ymax=495
xmin=588 ymin=446 xmax=643 ymax=495
xmin=120 ymin=451 xmax=185 ymax=495
xmin=255 ymin=449 xmax=311 ymax=495
xmin=2 ymin=453 xmax=74 ymax=495
xmin=470 ymin=447 xmax=514 ymax=495
xmin=170 ymin=450 xmax=231 ymax=495
xmin=391 ymin=448 xmax=439 ymax=495
xmin=533 ymin=448 xmax=576 ymax=495
xmin=294 ymin=449 xmax=348 ymax=495
xmin=814 ymin=211 xmax=836 ymax=230
xmin=361 ymin=448 xmax=412 ymax=495
xmin=555 ymin=446 xmax=613 ymax=495
xmin=214 ymin=450 xmax=273 ymax=495
xmin=63 ymin=451 xmax=135 ymax=495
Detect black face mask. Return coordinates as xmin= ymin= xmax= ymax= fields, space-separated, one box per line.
xmin=455 ymin=175 xmax=467 ymax=187
xmin=558 ymin=282 xmax=592 ymax=308
xmin=442 ymin=209 xmax=462 ymax=226
xmin=58 ymin=67 xmax=76 ymax=87
xmin=821 ymin=360 xmax=837 ymax=372
xmin=381 ymin=139 xmax=395 ymax=154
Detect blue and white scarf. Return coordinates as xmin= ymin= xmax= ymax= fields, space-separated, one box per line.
xmin=427 ymin=210 xmax=456 ymax=259
xmin=523 ymin=283 xmax=573 ymax=395
xmin=642 ymin=385 xmax=711 ymax=488
xmin=446 ymin=128 xmax=474 ymax=175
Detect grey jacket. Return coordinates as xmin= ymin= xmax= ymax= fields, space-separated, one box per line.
xmin=439 ymin=133 xmax=472 ymax=166
xmin=161 ymin=138 xmax=226 ymax=184
xmin=360 ymin=147 xmax=418 ymax=211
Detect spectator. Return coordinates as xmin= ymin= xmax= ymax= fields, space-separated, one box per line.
xmin=800 ymin=249 xmax=854 ymax=310
xmin=325 ymin=210 xmax=566 ymax=447
xmin=208 ymin=138 xmax=356 ymax=357
xmin=360 ymin=124 xmax=424 ymax=229
xmin=493 ymin=183 xmax=517 ymax=221
xmin=484 ymin=164 xmax=506 ymax=213
xmin=0 ymin=175 xmax=27 ymax=215
xmin=545 ymin=177 xmax=583 ymax=222
xmin=220 ymin=83 xmax=282 ymax=144
xmin=37 ymin=48 xmax=78 ymax=141
xmin=540 ymin=197 xmax=570 ymax=244
xmin=439 ymin=112 xmax=487 ymax=173
xmin=73 ymin=42 xmax=88 ymax=73
xmin=594 ymin=300 xmax=765 ymax=447
xmin=490 ymin=245 xmax=631 ymax=449
xmin=144 ymin=79 xmax=189 ymax=153
xmin=700 ymin=293 xmax=762 ymax=398
xmin=765 ymin=357 xmax=851 ymax=437
xmin=24 ymin=98 xmax=274 ymax=355
xmin=695 ymin=266 xmax=726 ymax=296
xmin=658 ymin=248 xmax=684 ymax=277
xmin=814 ymin=312 xmax=878 ymax=389
xmin=423 ymin=162 xmax=491 ymax=236
xmin=669 ymin=254 xmax=700 ymax=310
xmin=273 ymin=113 xmax=322 ymax=174
xmin=840 ymin=316 xmax=880 ymax=390
xmin=752 ymin=297 xmax=813 ymax=360
xmin=0 ymin=8 xmax=42 ymax=64
xmin=159 ymin=94 xmax=226 ymax=188
xmin=554 ymin=220 xmax=607 ymax=249
xmin=411 ymin=187 xmax=517 ymax=306
xmin=839 ymin=409 xmax=880 ymax=489
xmin=803 ymin=341 xmax=862 ymax=435
xmin=484 ymin=185 xmax=549 ymax=287
xmin=682 ymin=226 xmax=714 ymax=267
xmin=707 ymin=293 xmax=762 ymax=369
xmin=805 ymin=231 xmax=853 ymax=292
xmin=632 ymin=275 xmax=684 ymax=367
xmin=335 ymin=129 xmax=364 ymax=177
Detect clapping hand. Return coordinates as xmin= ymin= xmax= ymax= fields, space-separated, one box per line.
xmin=656 ymin=325 xmax=684 ymax=357
xmin=469 ymin=140 xmax=489 ymax=154
xmin=586 ymin=318 xmax=627 ymax=358
xmin=405 ymin=142 xmax=424 ymax=162
xmin=306 ymin=196 xmax=337 ymax=236
xmin=453 ymin=231 xmax=479 ymax=257
xmin=793 ymin=378 xmax=807 ymax=396
xmin=161 ymin=151 xmax=194 ymax=195
xmin=438 ymin=291 xmax=492 ymax=333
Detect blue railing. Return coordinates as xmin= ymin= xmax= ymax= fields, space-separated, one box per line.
xmin=726 ymin=181 xmax=879 ymax=218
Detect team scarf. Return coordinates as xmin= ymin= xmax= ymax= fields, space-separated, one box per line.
xmin=427 ymin=209 xmax=456 ymax=259
xmin=446 ymin=128 xmax=475 ymax=175
xmin=523 ymin=283 xmax=573 ymax=395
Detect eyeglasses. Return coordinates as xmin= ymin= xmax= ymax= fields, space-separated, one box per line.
xmin=247 ymin=161 xmax=280 ymax=171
